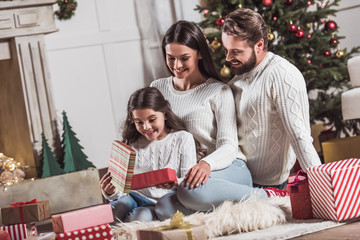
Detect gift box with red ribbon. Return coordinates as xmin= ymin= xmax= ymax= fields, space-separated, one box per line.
xmin=0 ymin=224 xmax=28 ymax=240
xmin=52 ymin=204 xmax=113 ymax=234
xmin=287 ymin=170 xmax=313 ymax=219
xmin=56 ymin=224 xmax=114 ymax=240
xmin=1 ymin=199 xmax=50 ymax=225
xmin=308 ymin=158 xmax=360 ymax=221
xmin=131 ymin=168 xmax=178 ymax=190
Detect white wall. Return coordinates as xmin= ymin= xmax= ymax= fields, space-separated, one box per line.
xmin=45 ymin=0 xmax=145 ymax=169
xmin=44 ymin=0 xmax=359 ymax=169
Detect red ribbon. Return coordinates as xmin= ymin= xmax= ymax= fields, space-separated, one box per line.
xmin=289 ymin=170 xmax=308 ymax=186
xmin=11 ymin=199 xmax=39 ymax=223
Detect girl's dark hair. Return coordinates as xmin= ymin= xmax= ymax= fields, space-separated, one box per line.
xmin=162 ymin=20 xmax=223 ymax=82
xmin=122 ymin=87 xmax=186 ymax=144
xmin=222 ymin=8 xmax=268 ymax=50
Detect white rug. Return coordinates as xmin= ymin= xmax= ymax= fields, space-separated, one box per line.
xmin=111 ymin=196 xmax=344 ymax=240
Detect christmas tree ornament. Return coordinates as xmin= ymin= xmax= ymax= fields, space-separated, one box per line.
xmin=307 ymin=1 xmax=312 ymax=5
xmin=296 ymin=29 xmax=305 ymax=38
xmin=273 ymin=16 xmax=278 ymax=21
xmin=204 ymin=9 xmax=209 ymax=14
xmin=307 ymin=34 xmax=312 ymax=39
xmin=268 ymin=31 xmax=275 ymax=41
xmin=325 ymin=20 xmax=337 ymax=31
xmin=262 ymin=0 xmax=273 ymax=6
xmin=220 ymin=65 xmax=231 ymax=78
xmin=288 ymin=22 xmax=297 ymax=33
xmin=216 ymin=17 xmax=225 ymax=27
xmin=323 ymin=50 xmax=332 ymax=57
xmin=336 ymin=49 xmax=345 ymax=58
xmin=211 ymin=38 xmax=221 ymax=51
xmin=286 ymin=0 xmax=293 ymax=5
xmin=329 ymin=35 xmax=339 ymax=45
xmin=306 ymin=23 xmax=312 ymax=29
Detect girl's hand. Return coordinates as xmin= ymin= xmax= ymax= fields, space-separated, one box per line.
xmin=99 ymin=172 xmax=116 ymax=196
xmin=184 ymin=161 xmax=210 ymax=189
xmin=155 ymin=182 xmax=178 ymax=189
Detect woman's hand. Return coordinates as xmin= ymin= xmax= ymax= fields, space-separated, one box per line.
xmin=184 ymin=161 xmax=211 ymax=189
xmin=99 ymin=172 xmax=116 ymax=196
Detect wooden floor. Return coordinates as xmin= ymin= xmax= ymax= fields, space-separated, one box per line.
xmin=291 ymin=220 xmax=360 ymax=239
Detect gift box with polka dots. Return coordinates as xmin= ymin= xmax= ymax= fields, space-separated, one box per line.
xmin=56 ymin=224 xmax=113 ymax=240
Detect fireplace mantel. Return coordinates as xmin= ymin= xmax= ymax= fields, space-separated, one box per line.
xmin=0 ymin=0 xmax=59 ymax=178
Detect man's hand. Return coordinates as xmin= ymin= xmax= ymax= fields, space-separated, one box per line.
xmin=184 ymin=161 xmax=211 ymax=189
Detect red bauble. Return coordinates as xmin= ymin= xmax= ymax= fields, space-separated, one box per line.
xmin=323 ymin=50 xmax=332 ymax=57
xmin=288 ymin=24 xmax=297 ymax=32
xmin=325 ymin=20 xmax=337 ymax=31
xmin=329 ymin=38 xmax=339 ymax=45
xmin=262 ymin=0 xmax=273 ymax=6
xmin=286 ymin=0 xmax=293 ymax=4
xmin=216 ymin=17 xmax=225 ymax=27
xmin=296 ymin=29 xmax=305 ymax=38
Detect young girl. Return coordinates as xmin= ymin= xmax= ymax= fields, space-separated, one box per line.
xmin=100 ymin=87 xmax=197 ymax=222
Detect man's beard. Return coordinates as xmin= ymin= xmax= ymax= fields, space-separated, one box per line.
xmin=230 ymin=49 xmax=257 ymax=75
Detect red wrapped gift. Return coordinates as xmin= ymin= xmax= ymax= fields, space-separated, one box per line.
xmin=287 ymin=170 xmax=313 ymax=219
xmin=308 ymin=158 xmax=360 ymax=221
xmin=1 ymin=199 xmax=50 ymax=225
xmin=0 ymin=224 xmax=28 ymax=240
xmin=56 ymin=224 xmax=114 ymax=240
xmin=52 ymin=204 xmax=113 ymax=233
xmin=131 ymin=168 xmax=177 ymax=190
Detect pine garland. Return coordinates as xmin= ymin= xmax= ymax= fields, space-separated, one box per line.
xmin=55 ymin=0 xmax=78 ymax=21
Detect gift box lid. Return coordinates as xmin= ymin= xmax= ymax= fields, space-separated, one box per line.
xmin=51 ymin=204 xmax=114 ymax=233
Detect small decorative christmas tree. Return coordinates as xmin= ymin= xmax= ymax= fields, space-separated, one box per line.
xmin=40 ymin=133 xmax=65 ymax=178
xmin=62 ymin=111 xmax=95 ymax=173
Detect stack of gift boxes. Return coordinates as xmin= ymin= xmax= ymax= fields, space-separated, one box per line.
xmin=288 ymin=158 xmax=360 ymax=222
xmin=52 ymin=204 xmax=114 ymax=240
xmin=0 ymin=199 xmax=50 ymax=240
xmin=0 ymin=200 xmax=114 ymax=240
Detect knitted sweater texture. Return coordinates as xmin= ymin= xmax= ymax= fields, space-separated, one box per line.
xmin=228 ymin=52 xmax=321 ymax=185
xmin=103 ymin=130 xmax=197 ymax=202
xmin=151 ymin=77 xmax=241 ymax=171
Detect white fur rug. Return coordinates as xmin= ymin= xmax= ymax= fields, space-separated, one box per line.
xmin=112 ymin=196 xmax=292 ymax=240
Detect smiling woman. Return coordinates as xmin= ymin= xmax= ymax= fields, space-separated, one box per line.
xmin=150 ymin=20 xmax=268 ymax=221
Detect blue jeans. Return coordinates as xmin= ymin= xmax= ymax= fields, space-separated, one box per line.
xmin=110 ymin=192 xmax=156 ymax=222
xmin=155 ymin=159 xmax=267 ymax=220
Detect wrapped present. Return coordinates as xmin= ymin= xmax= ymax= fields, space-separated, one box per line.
xmin=1 ymin=199 xmax=50 ymax=225
xmin=0 ymin=224 xmax=28 ymax=240
xmin=108 ymin=140 xmax=136 ymax=193
xmin=137 ymin=211 xmax=207 ymax=240
xmin=307 ymin=158 xmax=360 ymax=221
xmin=56 ymin=224 xmax=114 ymax=240
xmin=287 ymin=170 xmax=313 ymax=219
xmin=52 ymin=204 xmax=113 ymax=233
xmin=322 ymin=135 xmax=360 ymax=164
xmin=131 ymin=168 xmax=177 ymax=190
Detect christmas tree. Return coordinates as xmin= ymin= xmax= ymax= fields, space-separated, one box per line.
xmin=195 ymin=0 xmax=360 ymax=137
xmin=40 ymin=133 xmax=65 ymax=178
xmin=61 ymin=111 xmax=95 ymax=173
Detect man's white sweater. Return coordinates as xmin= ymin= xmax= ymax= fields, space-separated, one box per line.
xmin=228 ymin=52 xmax=321 ymax=186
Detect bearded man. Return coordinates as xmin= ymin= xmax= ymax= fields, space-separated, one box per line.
xmin=222 ymin=8 xmax=321 ymax=189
